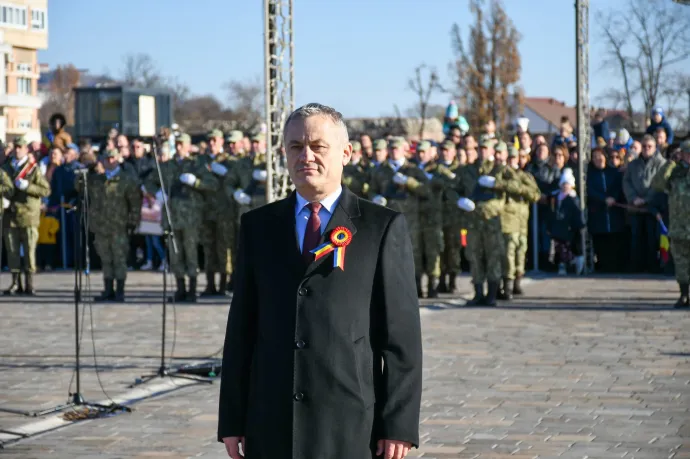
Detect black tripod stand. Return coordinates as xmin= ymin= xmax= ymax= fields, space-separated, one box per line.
xmin=130 ymin=141 xmax=214 ymax=388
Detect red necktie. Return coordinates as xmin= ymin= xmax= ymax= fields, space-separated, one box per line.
xmin=302 ymin=202 xmax=322 ymax=263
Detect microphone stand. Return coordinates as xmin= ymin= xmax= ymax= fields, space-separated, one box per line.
xmin=130 ymin=140 xmax=214 ymax=387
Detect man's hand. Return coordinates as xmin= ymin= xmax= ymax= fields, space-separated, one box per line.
xmin=605 ymin=197 xmax=615 ymax=207
xmin=633 ymin=197 xmax=646 ymax=207
xmin=393 ymin=172 xmax=409 ymax=186
xmin=222 ymin=436 xmax=245 ymax=459
xmin=376 ymin=439 xmax=411 ymax=459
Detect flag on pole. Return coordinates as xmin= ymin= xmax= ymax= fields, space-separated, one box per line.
xmin=659 ymin=220 xmax=670 ymax=264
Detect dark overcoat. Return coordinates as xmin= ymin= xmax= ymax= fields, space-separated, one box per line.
xmin=218 ymin=187 xmax=423 ymax=459
xmin=586 ymin=164 xmax=626 ymax=235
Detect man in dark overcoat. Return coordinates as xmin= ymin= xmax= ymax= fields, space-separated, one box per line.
xmin=218 ymin=103 xmax=423 ymax=459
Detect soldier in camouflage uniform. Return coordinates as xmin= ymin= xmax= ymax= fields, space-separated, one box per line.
xmin=652 ymin=140 xmax=690 ymax=308
xmin=455 ymin=140 xmax=523 ymax=306
xmin=416 ymin=141 xmax=445 ymax=298
xmin=369 ymin=136 xmax=431 ymax=297
xmin=2 ymin=136 xmax=50 ymax=295
xmin=499 ymin=147 xmax=541 ymax=300
xmin=371 ymin=139 xmax=389 ymax=167
xmin=435 ymin=140 xmax=464 ymax=293
xmin=144 ymin=133 xmax=218 ymax=302
xmin=79 ymin=149 xmax=142 ymax=302
xmin=343 ymin=140 xmax=371 ymax=198
xmin=197 ymin=129 xmax=235 ymax=296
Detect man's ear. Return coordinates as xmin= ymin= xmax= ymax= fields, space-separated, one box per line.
xmin=342 ymin=143 xmax=353 ymax=166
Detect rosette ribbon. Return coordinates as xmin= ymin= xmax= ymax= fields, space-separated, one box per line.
xmin=310 ymin=226 xmax=353 ymax=270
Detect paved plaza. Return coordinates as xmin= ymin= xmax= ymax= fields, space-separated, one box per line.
xmin=0 ymin=272 xmax=689 ymax=458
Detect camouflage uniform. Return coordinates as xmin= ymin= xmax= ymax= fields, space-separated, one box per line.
xmin=144 ymin=134 xmax=218 ymax=301
xmin=343 ymin=141 xmax=372 ymax=198
xmin=369 ymin=141 xmax=431 ymax=293
xmin=197 ymin=129 xmax=236 ymax=296
xmin=416 ymin=142 xmax=444 ymax=297
xmin=79 ymin=152 xmax=142 ymax=301
xmin=435 ymin=146 xmax=464 ymax=292
xmin=500 ymin=148 xmax=541 ymax=299
xmin=1 ymin=139 xmax=51 ymax=295
xmin=652 ymin=141 xmax=690 ymax=308
xmin=455 ymin=141 xmax=523 ymax=305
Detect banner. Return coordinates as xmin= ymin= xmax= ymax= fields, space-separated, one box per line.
xmin=138 ymin=196 xmax=163 ymax=235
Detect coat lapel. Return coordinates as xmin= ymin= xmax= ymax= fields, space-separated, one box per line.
xmin=271 ymin=192 xmax=304 ymax=273
xmin=304 ymin=187 xmax=360 ymax=278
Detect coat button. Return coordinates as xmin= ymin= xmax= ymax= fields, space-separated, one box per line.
xmin=295 ymin=340 xmax=306 ymax=349
xmin=298 ymin=287 xmax=308 ymax=296
xmin=293 ymin=392 xmax=304 ymax=401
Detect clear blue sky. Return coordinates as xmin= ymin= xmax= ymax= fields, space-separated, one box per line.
xmin=41 ymin=0 xmax=627 ymax=118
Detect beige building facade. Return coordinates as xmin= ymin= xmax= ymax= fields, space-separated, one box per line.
xmin=0 ymin=0 xmax=47 ymax=143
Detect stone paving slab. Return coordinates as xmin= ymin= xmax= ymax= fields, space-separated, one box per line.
xmin=0 ymin=272 xmax=688 ymax=458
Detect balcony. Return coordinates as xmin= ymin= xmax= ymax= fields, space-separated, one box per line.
xmin=0 ymin=93 xmax=41 ymax=109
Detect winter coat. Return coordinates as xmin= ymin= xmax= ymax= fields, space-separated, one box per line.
xmin=646 ymin=116 xmax=674 ymax=144
xmin=586 ymin=164 xmax=626 ymax=234
xmin=623 ymin=151 xmax=667 ymax=204
xmin=548 ymin=193 xmax=585 ymax=243
xmin=592 ymin=120 xmax=610 ymax=144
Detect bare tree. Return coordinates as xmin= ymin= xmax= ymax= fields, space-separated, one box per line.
xmin=121 ymin=53 xmax=164 ymax=88
xmin=224 ymin=77 xmax=263 ymax=133
xmin=38 ymin=64 xmax=81 ymax=126
xmin=408 ymin=64 xmax=439 ymax=138
xmin=598 ymin=0 xmax=690 ymax=121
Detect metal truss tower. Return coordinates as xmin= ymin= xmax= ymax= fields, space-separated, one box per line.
xmin=575 ymin=0 xmax=593 ymax=273
xmin=264 ymin=0 xmax=294 ymax=203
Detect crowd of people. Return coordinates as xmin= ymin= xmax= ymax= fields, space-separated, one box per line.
xmin=0 ymin=105 xmax=687 ymax=307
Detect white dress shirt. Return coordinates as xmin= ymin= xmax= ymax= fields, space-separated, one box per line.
xmin=295 ymin=186 xmax=343 ymax=253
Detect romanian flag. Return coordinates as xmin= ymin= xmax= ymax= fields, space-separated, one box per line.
xmin=460 ymin=229 xmax=468 ymax=247
xmin=659 ymin=220 xmax=670 ymax=264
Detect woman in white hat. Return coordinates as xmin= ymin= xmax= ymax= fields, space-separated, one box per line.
xmin=548 ymin=168 xmax=586 ymax=275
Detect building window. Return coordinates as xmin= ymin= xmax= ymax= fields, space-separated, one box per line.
xmin=30 ymin=8 xmax=45 ymax=31
xmin=18 ymin=118 xmax=32 ymax=129
xmin=16 ymin=63 xmax=31 ymax=73
xmin=0 ymin=4 xmax=28 ymax=28
xmin=17 ymin=77 xmax=31 ymax=95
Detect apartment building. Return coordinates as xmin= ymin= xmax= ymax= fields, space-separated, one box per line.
xmin=0 ymin=0 xmax=47 ymax=143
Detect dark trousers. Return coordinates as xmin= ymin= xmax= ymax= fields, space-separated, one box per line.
xmin=592 ymin=232 xmax=626 ymax=273
xmin=37 ymin=244 xmax=58 ymax=269
xmin=629 ymin=213 xmax=660 ymax=273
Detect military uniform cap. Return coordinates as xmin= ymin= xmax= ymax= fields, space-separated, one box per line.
xmin=390 ymin=137 xmax=405 ymax=148
xmin=103 ymin=148 xmax=119 ymax=158
xmin=417 ymin=140 xmax=431 ymax=152
xmin=495 ymin=141 xmax=508 ymax=152
xmin=227 ymin=130 xmax=244 ymax=143
xmin=442 ymin=140 xmax=455 ymax=149
xmin=176 ymin=133 xmax=191 ymax=145
xmin=208 ymin=129 xmax=224 ymax=139
xmin=678 ymin=139 xmax=690 ymax=153
xmin=14 ymin=136 xmax=28 ymax=147
xmin=479 ymin=138 xmax=493 ymax=148
xmin=507 ymin=146 xmax=519 ymax=158
xmin=350 ymin=140 xmax=362 ymax=152
xmin=374 ymin=139 xmax=387 ymax=150
xmin=251 ymin=133 xmax=265 ymax=142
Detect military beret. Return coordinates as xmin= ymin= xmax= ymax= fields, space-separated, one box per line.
xmin=374 ymin=139 xmax=387 ymax=150
xmin=507 ymin=146 xmax=519 ymax=158
xmin=442 ymin=140 xmax=456 ymax=150
xmin=176 ymin=133 xmax=191 ymax=145
xmin=680 ymin=139 xmax=690 ymax=154
xmin=350 ymin=140 xmax=362 ymax=152
xmin=14 ymin=136 xmax=28 ymax=147
xmin=390 ymin=137 xmax=405 ymax=148
xmin=495 ymin=141 xmax=508 ymax=152
xmin=417 ymin=140 xmax=431 ymax=152
xmin=103 ymin=148 xmax=119 ymax=158
xmin=208 ymin=129 xmax=224 ymax=139
xmin=227 ymin=130 xmax=244 ymax=143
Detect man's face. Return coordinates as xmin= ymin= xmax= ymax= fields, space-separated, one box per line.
xmin=417 ymin=148 xmax=434 ymax=164
xmin=508 ymin=155 xmax=519 ymax=169
xmin=457 ymin=148 xmax=467 ymax=165
xmin=374 ymin=148 xmax=387 ymax=163
xmin=641 ymin=139 xmax=656 ymax=158
xmin=518 ymin=151 xmax=529 ymax=169
xmin=654 ymin=129 xmax=667 ymax=146
xmin=229 ymin=141 xmax=242 ymax=155
xmin=132 ymin=141 xmax=145 ymax=158
xmin=104 ymin=156 xmax=119 ymax=170
xmin=495 ymin=149 xmax=508 ymax=165
xmin=390 ymin=146 xmax=405 ymax=161
xmin=536 ymin=144 xmax=549 ymax=161
xmin=478 ymin=146 xmax=493 ymax=162
xmin=631 ymin=141 xmax=642 ymax=155
xmin=441 ymin=146 xmax=456 ymax=163
xmin=464 ymin=136 xmax=477 ymax=150
xmin=15 ymin=145 xmax=28 ymax=160
xmin=450 ymin=128 xmax=462 ymax=145
xmin=360 ymin=135 xmax=372 ymax=150
xmin=466 ymin=148 xmax=477 ymax=164
xmin=652 ymin=113 xmax=662 ymax=124
xmin=176 ymin=141 xmax=190 ymax=157
xmin=210 ymin=136 xmax=224 ymax=153
xmin=65 ymin=148 xmax=78 ymax=163
xmin=284 ymin=115 xmax=351 ymax=197
xmin=116 ymin=135 xmax=128 ymax=149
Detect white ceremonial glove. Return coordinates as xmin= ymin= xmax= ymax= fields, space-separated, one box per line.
xmin=2 ymin=197 xmax=9 ymax=209
xmin=15 ymin=179 xmax=29 ymax=191
xmin=179 ymin=173 xmax=197 ymax=186
xmin=155 ymin=190 xmax=165 ymax=204
xmin=457 ymin=197 xmax=476 ymax=212
xmin=478 ymin=175 xmax=496 ymax=188
xmin=393 ymin=172 xmax=409 ymax=185
xmin=252 ymin=169 xmax=268 ymax=182
xmin=372 ymin=195 xmax=387 ymax=206
xmin=447 ymin=172 xmax=456 ymax=180
xmin=210 ymin=162 xmax=228 ymax=176
xmin=233 ymin=189 xmax=252 ymax=206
